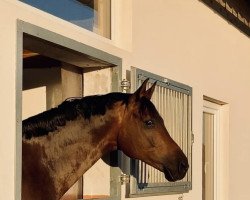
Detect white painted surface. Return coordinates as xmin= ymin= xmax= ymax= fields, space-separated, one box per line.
xmin=203 ymin=101 xmax=229 ymax=200
xmin=129 ymin=1 xmax=250 ymax=200
xmin=22 ymin=87 xmax=46 ymax=120
xmin=83 ymin=68 xmax=112 ymax=197
xmin=0 ymin=0 xmax=249 ymax=200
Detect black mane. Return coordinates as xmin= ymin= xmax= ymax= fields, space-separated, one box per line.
xmin=22 ymin=93 xmax=130 ymax=139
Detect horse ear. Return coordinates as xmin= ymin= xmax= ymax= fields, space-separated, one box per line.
xmin=129 ymin=78 xmax=148 ymax=104
xmin=130 ymin=78 xmax=156 ymax=102
xmin=144 ymin=81 xmax=157 ymax=100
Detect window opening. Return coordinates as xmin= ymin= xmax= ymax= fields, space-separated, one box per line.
xmin=20 ymin=0 xmax=111 ymax=38
xmin=127 ymin=67 xmax=192 ymax=197
xmin=203 ymin=112 xmax=215 ymax=200
xmin=202 ymin=99 xmax=229 ymax=200
xmin=21 ymin=33 xmax=121 ymax=200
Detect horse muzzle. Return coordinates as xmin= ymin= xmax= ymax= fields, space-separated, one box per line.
xmin=163 ymin=155 xmax=189 ymax=182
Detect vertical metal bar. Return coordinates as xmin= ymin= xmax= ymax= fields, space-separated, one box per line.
xmin=141 ymin=161 xmax=144 ymax=184
xmin=179 ymin=92 xmax=183 ymax=148
xmin=170 ymin=90 xmax=173 ymax=136
xmin=188 ymin=95 xmax=192 ymax=183
xmin=176 ymin=91 xmax=180 ymax=147
xmin=152 ymin=165 xmax=156 ymax=183
xmin=136 ymin=159 xmax=139 ymax=183
xmin=173 ymin=90 xmax=177 ymax=142
xmin=163 ymin=87 xmax=166 ymax=123
xmin=184 ymin=94 xmax=188 ymax=156
xmin=139 ymin=161 xmax=141 ymax=184
xmin=148 ymin=165 xmax=152 ymax=183
xmin=144 ymin=162 xmax=147 ymax=184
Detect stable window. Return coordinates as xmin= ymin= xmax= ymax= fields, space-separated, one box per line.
xmin=17 ymin=22 xmax=121 ymax=200
xmin=20 ymin=0 xmax=111 ymax=38
xmin=125 ymin=67 xmax=193 ymax=197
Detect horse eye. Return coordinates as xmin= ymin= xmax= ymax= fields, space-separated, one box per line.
xmin=145 ymin=120 xmax=154 ymax=127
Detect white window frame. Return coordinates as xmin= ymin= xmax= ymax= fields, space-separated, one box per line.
xmin=203 ymin=99 xmax=229 ymax=200
xmin=16 ymin=21 xmax=122 ymax=200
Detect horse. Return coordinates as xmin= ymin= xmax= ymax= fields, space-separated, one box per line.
xmin=22 ymin=78 xmax=189 ymax=200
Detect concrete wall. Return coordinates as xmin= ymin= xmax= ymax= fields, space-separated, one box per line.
xmin=0 ymin=0 xmax=249 ymax=200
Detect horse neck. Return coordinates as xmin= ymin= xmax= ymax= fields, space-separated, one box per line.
xmin=22 ymin=104 xmax=124 ymax=200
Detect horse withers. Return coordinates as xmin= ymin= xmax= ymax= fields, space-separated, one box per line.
xmin=22 ymin=78 xmax=188 ymax=200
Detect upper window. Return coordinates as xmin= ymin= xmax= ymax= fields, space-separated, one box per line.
xmin=20 ymin=0 xmax=111 ymax=38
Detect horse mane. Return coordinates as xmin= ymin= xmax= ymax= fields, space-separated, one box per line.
xmin=22 ymin=93 xmax=130 ymax=139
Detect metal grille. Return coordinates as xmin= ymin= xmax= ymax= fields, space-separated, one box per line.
xmin=129 ymin=68 xmax=192 ymax=196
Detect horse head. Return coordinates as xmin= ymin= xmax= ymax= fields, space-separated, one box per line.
xmin=118 ymin=79 xmax=189 ymax=181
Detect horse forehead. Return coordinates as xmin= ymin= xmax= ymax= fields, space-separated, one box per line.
xmin=139 ymin=99 xmax=159 ymax=116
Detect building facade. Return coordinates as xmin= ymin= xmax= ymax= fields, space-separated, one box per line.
xmin=0 ymin=0 xmax=250 ymax=200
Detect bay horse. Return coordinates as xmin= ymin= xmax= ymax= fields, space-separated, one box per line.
xmin=22 ymin=79 xmax=189 ymax=200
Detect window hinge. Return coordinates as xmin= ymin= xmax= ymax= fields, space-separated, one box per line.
xmin=120 ymin=174 xmax=130 ymax=185
xmin=120 ymin=79 xmax=131 ymax=92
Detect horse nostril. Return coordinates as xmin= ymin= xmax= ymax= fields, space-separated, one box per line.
xmin=179 ymin=160 xmax=189 ymax=173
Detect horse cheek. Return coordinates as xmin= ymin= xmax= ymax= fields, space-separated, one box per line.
xmin=117 ymin=127 xmax=134 ymax=159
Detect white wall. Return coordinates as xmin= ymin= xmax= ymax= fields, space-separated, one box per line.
xmin=0 ymin=0 xmax=249 ymax=200
xmin=0 ymin=1 xmax=19 ymax=199
xmin=129 ymin=1 xmax=250 ymax=200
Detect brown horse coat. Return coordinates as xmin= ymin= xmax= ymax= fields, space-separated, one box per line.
xmin=22 ymin=79 xmax=188 ymax=200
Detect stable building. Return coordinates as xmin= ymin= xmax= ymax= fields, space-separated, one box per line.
xmin=0 ymin=1 xmax=250 ymax=200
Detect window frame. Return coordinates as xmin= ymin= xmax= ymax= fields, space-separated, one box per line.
xmin=19 ymin=0 xmax=112 ymax=39
xmin=124 ymin=67 xmax=193 ymax=197
xmin=16 ymin=20 xmax=122 ymax=200
xmin=203 ymin=99 xmax=230 ymax=200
